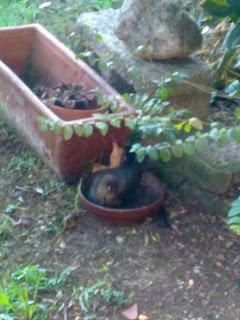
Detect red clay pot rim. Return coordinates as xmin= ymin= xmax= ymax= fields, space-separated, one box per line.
xmin=79 ymin=173 xmax=165 ymax=214
xmin=0 ymin=24 xmax=135 ymax=127
xmin=50 ymin=104 xmax=103 ymax=113
xmin=49 ymin=103 xmax=104 ymax=115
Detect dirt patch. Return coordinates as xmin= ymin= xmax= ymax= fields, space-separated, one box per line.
xmin=0 ymin=116 xmax=239 ymax=319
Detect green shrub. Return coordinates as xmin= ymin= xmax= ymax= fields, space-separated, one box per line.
xmin=204 ymin=0 xmax=240 ymax=96
xmin=0 ymin=265 xmax=72 ymax=320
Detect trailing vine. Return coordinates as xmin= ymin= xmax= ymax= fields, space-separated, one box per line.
xmin=39 ymin=73 xmax=240 ymax=234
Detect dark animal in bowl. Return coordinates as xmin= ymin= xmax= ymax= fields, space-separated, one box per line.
xmin=80 ymin=172 xmax=165 ymax=225
xmin=87 ymin=166 xmax=142 ymax=208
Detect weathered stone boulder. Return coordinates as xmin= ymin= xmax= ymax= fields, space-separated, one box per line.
xmin=76 ymin=9 xmax=212 ymax=119
xmin=154 ymin=141 xmax=240 ymax=215
xmin=115 ymin=0 xmax=202 ymax=60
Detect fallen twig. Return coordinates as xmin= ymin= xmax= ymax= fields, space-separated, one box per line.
xmin=0 ymin=213 xmax=28 ymax=227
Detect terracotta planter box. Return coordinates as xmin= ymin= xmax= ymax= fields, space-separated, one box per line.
xmin=0 ymin=24 xmax=134 ymax=181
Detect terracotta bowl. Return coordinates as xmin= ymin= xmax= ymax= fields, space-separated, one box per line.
xmin=80 ymin=172 xmax=165 ymax=225
xmin=49 ymin=104 xmax=104 ymax=121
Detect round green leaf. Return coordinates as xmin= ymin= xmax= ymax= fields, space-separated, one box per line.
xmin=235 ymin=107 xmax=240 ymax=118
xmin=159 ymin=148 xmax=171 ymax=162
xmin=0 ymin=292 xmax=10 ymax=305
xmin=146 ymin=146 xmax=159 ymax=161
xmin=209 ymin=128 xmax=221 ymax=140
xmin=204 ymin=0 xmax=231 ymax=18
xmin=63 ymin=126 xmax=74 ymax=140
xmin=130 ymin=143 xmax=142 ymax=153
xmin=228 ymin=216 xmax=240 ymax=225
xmin=38 ymin=116 xmax=48 ymax=133
xmin=217 ymin=133 xmax=230 ymax=147
xmin=196 ymin=138 xmax=209 ymax=153
xmin=51 ymin=121 xmax=61 ymax=134
xmin=136 ymin=147 xmax=146 ymax=163
xmin=125 ymin=117 xmax=137 ymax=129
xmin=155 ymin=85 xmax=173 ymax=101
xmin=183 ymin=142 xmax=195 ymax=156
xmin=74 ymin=124 xmax=84 ymax=137
xmin=98 ymin=60 xmax=108 ymax=74
xmin=189 ymin=117 xmax=203 ymax=131
xmin=95 ymin=34 xmax=103 ymax=43
xmin=229 ymin=127 xmax=240 ymax=142
xmin=95 ymin=122 xmax=109 ymax=136
xmin=228 ymin=205 xmax=240 ymax=217
xmin=184 ymin=123 xmax=192 ymax=133
xmin=110 ymin=118 xmax=122 ymax=128
xmin=172 ymin=145 xmax=183 ymax=158
xmin=175 ymin=121 xmax=186 ymax=131
xmin=83 ymin=124 xmax=94 ymax=137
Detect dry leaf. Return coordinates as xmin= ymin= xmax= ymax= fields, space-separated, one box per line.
xmin=58 ymin=240 xmax=66 ymax=249
xmin=138 ymin=315 xmax=150 ymax=320
xmin=64 ymin=215 xmax=79 ymax=230
xmin=179 ymin=209 xmax=188 ymax=216
xmin=92 ymin=163 xmax=108 ymax=173
xmin=151 ymin=234 xmax=158 ymax=242
xmin=188 ymin=279 xmax=194 ymax=288
xmin=91 ymin=141 xmax=124 ymax=173
xmin=109 ymin=141 xmax=124 ymax=168
xmin=0 ymin=214 xmax=29 ymax=227
xmin=116 ymin=236 xmax=125 ymax=245
xmin=122 ymin=303 xmax=138 ymax=320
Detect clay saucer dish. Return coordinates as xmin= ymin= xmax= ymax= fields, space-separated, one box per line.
xmin=80 ymin=172 xmax=165 ymax=225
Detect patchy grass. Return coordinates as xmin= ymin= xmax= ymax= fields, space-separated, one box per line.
xmin=0 ymin=0 xmax=122 ymax=46
xmin=0 ymin=265 xmax=74 ymax=319
xmin=0 ymin=1 xmax=239 ymax=319
xmin=0 ymin=0 xmax=39 ymax=26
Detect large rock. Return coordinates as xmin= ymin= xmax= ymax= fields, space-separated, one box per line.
xmin=154 ymin=141 xmax=240 ymax=215
xmin=115 ymin=0 xmax=202 ymax=60
xmin=76 ymin=9 xmax=213 ymax=119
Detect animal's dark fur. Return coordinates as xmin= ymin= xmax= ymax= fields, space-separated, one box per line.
xmin=87 ymin=166 xmax=141 ymax=208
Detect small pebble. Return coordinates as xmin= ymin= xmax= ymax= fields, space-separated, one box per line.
xmin=75 ymin=99 xmax=87 ymax=109
xmin=54 ymin=98 xmax=64 ymax=107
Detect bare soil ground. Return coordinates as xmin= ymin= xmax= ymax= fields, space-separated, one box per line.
xmin=0 ymin=118 xmax=239 ymax=319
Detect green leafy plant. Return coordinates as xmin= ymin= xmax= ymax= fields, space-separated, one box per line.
xmin=0 ymin=265 xmax=73 ymax=320
xmin=0 ymin=265 xmax=47 ymax=320
xmin=203 ymin=1 xmax=240 ymax=236
xmin=39 ymin=73 xmax=240 ymax=164
xmin=203 ymin=0 xmax=240 ymax=95
xmin=38 ymin=90 xmax=124 ymax=140
xmin=0 ymin=215 xmax=14 ymax=240
xmin=72 ymin=279 xmax=129 ymax=319
xmin=90 ymin=0 xmax=122 ymax=9
xmin=0 ymin=0 xmax=39 ymax=27
xmin=228 ymin=197 xmax=240 ymax=235
xmin=7 ymin=152 xmax=39 ymax=172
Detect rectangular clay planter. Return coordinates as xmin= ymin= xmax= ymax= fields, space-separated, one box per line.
xmin=0 ymin=24 xmax=134 ymax=181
